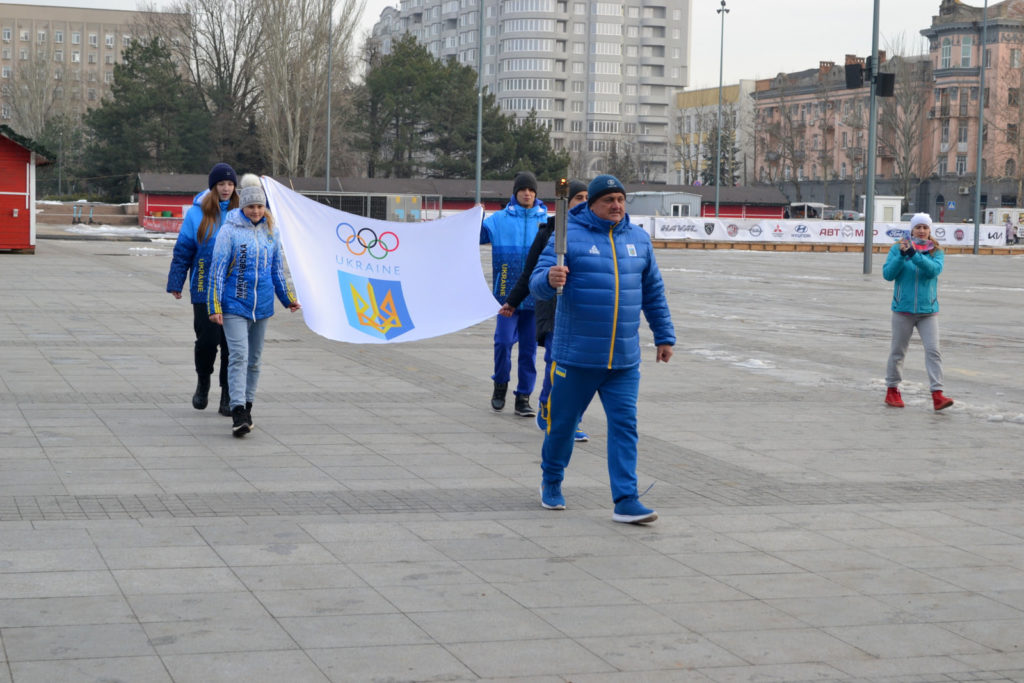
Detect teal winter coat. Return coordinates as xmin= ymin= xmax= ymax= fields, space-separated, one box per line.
xmin=882 ymin=243 xmax=944 ymax=314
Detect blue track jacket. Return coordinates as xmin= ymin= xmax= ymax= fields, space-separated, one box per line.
xmin=529 ymin=202 xmax=675 ymax=369
xmin=480 ymin=196 xmax=548 ymax=308
xmin=207 ymin=208 xmax=296 ymax=321
xmin=166 ymin=191 xmax=230 ymax=303
xmin=882 ymin=244 xmax=944 ymax=314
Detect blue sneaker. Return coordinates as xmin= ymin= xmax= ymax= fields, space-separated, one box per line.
xmin=540 ymin=481 xmax=565 ymax=510
xmin=574 ymin=427 xmax=589 ymax=442
xmin=612 ymin=497 xmax=657 ymax=524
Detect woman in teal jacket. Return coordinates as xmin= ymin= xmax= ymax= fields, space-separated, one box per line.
xmin=166 ymin=163 xmax=238 ymax=415
xmin=881 ymin=212 xmax=954 ymax=411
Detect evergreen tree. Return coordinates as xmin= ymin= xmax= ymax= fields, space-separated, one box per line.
xmin=605 ymin=140 xmax=639 ymax=183
xmin=82 ymin=38 xmax=212 ymax=200
xmin=497 ymin=110 xmax=571 ymax=180
xmin=700 ymin=117 xmax=740 ymax=187
xmin=351 ymin=37 xmax=566 ymax=179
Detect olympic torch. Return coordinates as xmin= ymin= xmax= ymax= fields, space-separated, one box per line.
xmin=554 ymin=177 xmax=568 ymax=296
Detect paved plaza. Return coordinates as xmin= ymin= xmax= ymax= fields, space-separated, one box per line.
xmin=1 ymin=228 xmax=1023 ymax=682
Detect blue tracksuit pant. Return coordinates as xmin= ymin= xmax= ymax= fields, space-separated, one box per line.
xmin=541 ymin=362 xmax=640 ymax=502
xmin=492 ymin=309 xmax=537 ymax=395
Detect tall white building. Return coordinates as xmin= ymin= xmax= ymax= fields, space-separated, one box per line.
xmin=369 ymin=0 xmax=692 ymax=182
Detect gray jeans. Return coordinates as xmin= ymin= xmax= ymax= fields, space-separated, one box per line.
xmin=885 ymin=311 xmax=943 ymax=391
xmin=222 ymin=314 xmax=268 ymax=409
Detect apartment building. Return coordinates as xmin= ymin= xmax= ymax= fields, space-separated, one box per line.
xmin=0 ymin=4 xmax=158 ymax=133
xmin=750 ymin=0 xmax=1024 ymax=220
xmin=672 ymin=80 xmax=754 ymax=186
xmin=369 ymin=0 xmax=692 ymax=182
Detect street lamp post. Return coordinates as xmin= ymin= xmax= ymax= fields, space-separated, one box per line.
xmin=474 ymin=0 xmax=484 ymax=206
xmin=325 ymin=1 xmax=334 ymax=192
xmin=714 ymin=0 xmax=729 ymax=218
xmin=973 ymin=0 xmax=989 ymax=254
xmin=862 ymin=0 xmax=880 ymax=274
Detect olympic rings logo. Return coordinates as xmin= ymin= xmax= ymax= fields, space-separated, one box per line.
xmin=336 ymin=223 xmax=400 ymax=260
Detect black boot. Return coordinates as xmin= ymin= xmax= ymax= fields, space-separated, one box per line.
xmin=491 ymin=382 xmax=508 ymax=412
xmin=231 ymin=405 xmax=250 ymax=437
xmin=514 ymin=393 xmax=536 ymax=417
xmin=192 ymin=375 xmax=211 ymax=410
xmin=218 ymin=388 xmax=231 ymax=416
xmin=245 ymin=401 xmax=254 ymax=429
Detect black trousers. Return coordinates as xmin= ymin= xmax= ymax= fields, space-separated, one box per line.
xmin=192 ymin=303 xmax=228 ymax=388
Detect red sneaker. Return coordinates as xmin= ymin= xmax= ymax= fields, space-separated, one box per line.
xmin=932 ymin=390 xmax=954 ymax=411
xmin=885 ymin=387 xmax=904 ymax=408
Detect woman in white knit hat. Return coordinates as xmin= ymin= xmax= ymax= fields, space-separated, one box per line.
xmin=207 ymin=174 xmax=301 ymax=437
xmin=881 ymin=212 xmax=954 ymax=411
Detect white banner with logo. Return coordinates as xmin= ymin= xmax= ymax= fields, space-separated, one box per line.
xmin=264 ymin=176 xmax=498 ymax=344
xmin=646 ymin=217 xmax=1007 ymax=247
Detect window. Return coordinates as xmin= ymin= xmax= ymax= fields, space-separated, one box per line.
xmin=55 ymin=30 xmax=63 ymax=44
xmin=961 ymin=35 xmax=972 ymax=67
xmin=104 ymin=34 xmax=114 ymax=48
xmin=984 ymin=48 xmax=991 ymax=68
xmin=54 ymin=49 xmax=63 ymax=61
xmin=1009 ymin=124 xmax=1018 ymax=144
xmin=956 ymin=154 xmax=967 ymax=175
xmin=88 ymin=33 xmax=98 ymax=46
xmin=1010 ymin=88 xmax=1019 ymax=107
xmin=937 ymin=156 xmax=947 ymax=175
xmin=19 ymin=29 xmax=28 ymax=41
xmin=1 ymin=28 xmax=10 ymax=42
xmin=87 ymin=87 xmax=96 ymax=101
xmin=570 ymin=119 xmax=582 ymax=131
xmin=122 ymin=35 xmax=131 ymax=47
xmin=105 ymin=54 xmax=113 ymax=64
xmin=1 ymin=103 xmax=10 ymax=119
xmin=71 ymin=51 xmax=80 ymax=63
xmin=72 ymin=32 xmax=80 ymax=45
xmin=940 ymin=38 xmax=951 ymax=69
xmin=958 ymin=121 xmax=968 ymax=143
xmin=38 ymin=30 xmax=46 ymax=43
xmin=1006 ymin=159 xmax=1016 ymax=177
xmin=1 ymin=66 xmax=9 ymax=78
xmin=941 ymin=120 xmax=949 ymax=144
xmin=1 ymin=47 xmax=8 ymax=59
xmin=1013 ymin=49 xmax=1022 ymax=69
xmin=19 ymin=48 xmax=26 ymax=60
xmin=670 ymin=203 xmax=689 ymax=216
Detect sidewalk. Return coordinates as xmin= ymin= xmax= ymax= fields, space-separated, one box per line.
xmin=1 ymin=236 xmax=1023 ymax=682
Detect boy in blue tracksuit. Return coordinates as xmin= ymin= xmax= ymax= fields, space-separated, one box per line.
xmin=530 ymin=174 xmax=675 ymax=524
xmin=166 ymin=162 xmax=238 ymax=415
xmin=480 ymin=171 xmax=547 ymax=417
xmin=207 ymin=174 xmax=301 ymax=437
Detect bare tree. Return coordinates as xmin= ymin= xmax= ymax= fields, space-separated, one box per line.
xmin=9 ymin=51 xmax=57 ymax=139
xmin=154 ymin=0 xmax=264 ymax=164
xmin=759 ymin=77 xmax=807 ymax=200
xmin=258 ymin=0 xmax=364 ymax=176
xmin=877 ymin=46 xmax=934 ymax=210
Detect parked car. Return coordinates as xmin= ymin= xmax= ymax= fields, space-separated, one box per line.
xmin=824 ymin=209 xmax=863 ymax=220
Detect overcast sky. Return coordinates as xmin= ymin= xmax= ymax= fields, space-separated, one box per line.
xmin=12 ymin=0 xmax=947 ymax=88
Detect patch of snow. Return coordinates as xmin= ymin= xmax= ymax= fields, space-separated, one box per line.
xmin=67 ymin=223 xmax=148 ymax=237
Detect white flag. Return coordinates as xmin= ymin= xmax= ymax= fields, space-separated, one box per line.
xmin=263 ymin=176 xmax=498 ymax=343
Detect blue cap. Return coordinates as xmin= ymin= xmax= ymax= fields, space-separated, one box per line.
xmin=208 ymin=162 xmax=238 ymax=190
xmin=587 ymin=174 xmax=625 ymax=206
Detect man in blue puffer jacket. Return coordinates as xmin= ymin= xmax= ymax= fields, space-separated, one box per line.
xmin=530 ymin=174 xmax=675 ymax=524
xmin=481 ymin=171 xmax=547 ymax=417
